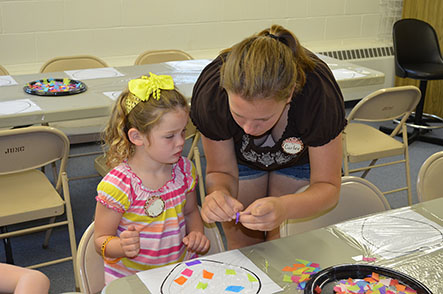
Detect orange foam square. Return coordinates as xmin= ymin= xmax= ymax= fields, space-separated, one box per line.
xmin=174 ymin=276 xmax=187 ymax=285
xmin=203 ymin=269 xmax=214 ymax=279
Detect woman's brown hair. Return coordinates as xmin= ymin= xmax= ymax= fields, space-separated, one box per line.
xmin=220 ymin=24 xmax=316 ymax=101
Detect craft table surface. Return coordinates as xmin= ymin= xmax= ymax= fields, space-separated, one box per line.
xmin=0 ymin=57 xmax=384 ymax=129
xmin=101 ymin=198 xmax=443 ymax=294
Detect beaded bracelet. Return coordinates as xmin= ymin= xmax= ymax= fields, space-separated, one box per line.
xmin=101 ymin=236 xmax=122 ymax=264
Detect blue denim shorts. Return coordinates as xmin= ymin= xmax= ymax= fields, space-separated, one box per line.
xmin=238 ymin=163 xmax=310 ymax=181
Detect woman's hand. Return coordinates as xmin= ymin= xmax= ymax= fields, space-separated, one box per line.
xmin=119 ymin=225 xmax=140 ymax=258
xmin=183 ymin=231 xmax=210 ymax=253
xmin=201 ymin=191 xmax=244 ymax=223
xmin=239 ymin=197 xmax=287 ymax=231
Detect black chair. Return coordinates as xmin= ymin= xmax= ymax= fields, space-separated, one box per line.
xmin=380 ymin=18 xmax=443 ymax=146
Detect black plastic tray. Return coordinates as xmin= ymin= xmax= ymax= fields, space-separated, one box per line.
xmin=23 ymin=78 xmax=87 ymax=96
xmin=304 ymin=264 xmax=432 ymax=294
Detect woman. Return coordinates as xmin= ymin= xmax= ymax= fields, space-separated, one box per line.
xmin=190 ymin=24 xmax=346 ymax=249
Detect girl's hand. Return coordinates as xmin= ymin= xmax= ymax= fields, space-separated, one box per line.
xmin=201 ymin=191 xmax=244 ymax=223
xmin=182 ymin=231 xmax=210 ymax=254
xmin=239 ymin=197 xmax=287 ymax=231
xmin=119 ymin=225 xmax=140 ymax=258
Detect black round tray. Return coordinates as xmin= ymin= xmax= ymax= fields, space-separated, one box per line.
xmin=23 ymin=78 xmax=87 ymax=96
xmin=304 ymin=264 xmax=432 ymax=294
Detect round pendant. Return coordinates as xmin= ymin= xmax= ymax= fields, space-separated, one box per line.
xmin=144 ymin=196 xmax=165 ymax=218
xmin=281 ymin=137 xmax=304 ymax=155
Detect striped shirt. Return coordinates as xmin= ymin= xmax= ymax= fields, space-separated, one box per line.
xmin=96 ymin=156 xmax=197 ymax=284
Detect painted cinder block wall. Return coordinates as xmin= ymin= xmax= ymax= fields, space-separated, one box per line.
xmin=0 ymin=0 xmax=385 ymax=74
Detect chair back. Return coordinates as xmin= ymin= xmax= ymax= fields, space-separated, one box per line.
xmin=201 ymin=213 xmax=225 ymax=255
xmin=280 ymin=176 xmax=391 ymax=236
xmin=347 ymin=86 xmax=421 ymax=135
xmin=417 ymin=151 xmax=443 ymax=202
xmin=393 ymin=18 xmax=443 ymax=78
xmin=0 ymin=64 xmax=9 ymax=75
xmin=0 ymin=126 xmax=69 ymax=175
xmin=77 ymin=222 xmax=105 ymax=294
xmin=134 ymin=49 xmax=193 ymax=65
xmin=40 ymin=55 xmax=108 ymax=73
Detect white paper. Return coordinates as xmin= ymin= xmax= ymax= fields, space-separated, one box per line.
xmin=334 ymin=208 xmax=443 ymax=260
xmin=103 ymin=91 xmax=122 ymax=101
xmin=65 ymin=67 xmax=124 ymax=80
xmin=332 ymin=68 xmax=365 ymax=80
xmin=165 ymin=59 xmax=211 ymax=72
xmin=0 ymin=99 xmax=41 ymax=115
xmin=137 ymin=249 xmax=283 ymax=294
xmin=0 ymin=75 xmax=18 ymax=86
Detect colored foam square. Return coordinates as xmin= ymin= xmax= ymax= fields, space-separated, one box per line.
xmin=298 ymin=281 xmax=307 ymax=290
xmin=299 ymin=274 xmax=311 ymax=282
xmin=174 ymin=276 xmax=187 ymax=285
xmin=295 ymin=258 xmax=310 ymax=265
xmin=181 ymin=268 xmax=193 ymax=277
xmin=282 ymin=265 xmax=294 ymax=272
xmin=202 ymin=269 xmax=214 ymax=279
xmin=291 ymin=275 xmax=301 ymax=283
xmin=293 ymin=267 xmax=307 ymax=275
xmin=225 ymin=269 xmax=236 ymax=275
xmin=185 ymin=260 xmax=201 ymax=266
xmin=196 ymin=282 xmax=208 ymax=290
xmin=372 ymin=272 xmax=380 ymax=281
xmin=247 ymin=273 xmax=258 ymax=282
xmin=225 ymin=285 xmax=245 ymax=292
xmin=283 ymin=274 xmax=292 ymax=283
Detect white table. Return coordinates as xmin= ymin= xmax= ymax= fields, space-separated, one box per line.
xmin=102 ymin=198 xmax=442 ymax=294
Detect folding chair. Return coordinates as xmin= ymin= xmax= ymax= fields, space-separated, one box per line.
xmin=134 ymin=49 xmax=193 ymax=65
xmin=76 ymin=222 xmax=104 ymax=294
xmin=417 ymin=150 xmax=443 ymax=202
xmin=40 ymin=55 xmax=110 ymax=179
xmin=40 ymin=55 xmax=108 ymax=73
xmin=342 ymin=86 xmax=421 ymax=205
xmin=0 ymin=64 xmax=9 ymax=75
xmin=280 ymin=176 xmax=391 ymax=237
xmin=0 ymin=126 xmax=78 ymax=286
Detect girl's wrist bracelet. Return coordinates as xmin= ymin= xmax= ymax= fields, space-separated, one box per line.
xmin=101 ymin=236 xmax=122 ymax=264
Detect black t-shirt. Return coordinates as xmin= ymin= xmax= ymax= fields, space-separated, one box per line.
xmin=190 ymin=51 xmax=346 ymax=171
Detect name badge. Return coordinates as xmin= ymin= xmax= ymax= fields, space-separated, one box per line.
xmin=281 ymin=137 xmax=304 ymax=155
xmin=144 ymin=196 xmax=165 ymax=218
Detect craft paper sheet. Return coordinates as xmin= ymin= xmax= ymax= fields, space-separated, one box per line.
xmin=333 ymin=208 xmax=443 ymax=260
xmin=331 ymin=68 xmax=365 ymax=80
xmin=103 ymin=91 xmax=122 ymax=101
xmin=65 ymin=67 xmax=124 ymax=80
xmin=137 ymin=249 xmax=283 ymax=294
xmin=0 ymin=75 xmax=18 ymax=86
xmin=0 ymin=99 xmax=41 ymax=115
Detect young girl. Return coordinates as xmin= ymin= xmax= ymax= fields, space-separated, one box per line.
xmin=94 ymin=73 xmax=210 ymax=284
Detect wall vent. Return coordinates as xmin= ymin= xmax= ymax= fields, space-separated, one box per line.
xmin=317 ymin=46 xmax=394 ymax=61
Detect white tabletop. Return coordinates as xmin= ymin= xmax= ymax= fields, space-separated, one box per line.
xmin=102 ymin=198 xmax=442 ymax=294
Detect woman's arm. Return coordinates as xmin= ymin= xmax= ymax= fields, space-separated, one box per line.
xmin=200 ymin=135 xmax=244 ymax=223
xmin=285 ymin=133 xmax=342 ymax=218
xmin=240 ymin=134 xmax=342 ymax=231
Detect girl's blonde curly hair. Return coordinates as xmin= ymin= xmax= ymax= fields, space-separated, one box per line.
xmin=103 ymin=87 xmax=188 ymax=168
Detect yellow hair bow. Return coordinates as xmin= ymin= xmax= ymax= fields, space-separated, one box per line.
xmin=125 ymin=73 xmax=174 ymax=114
